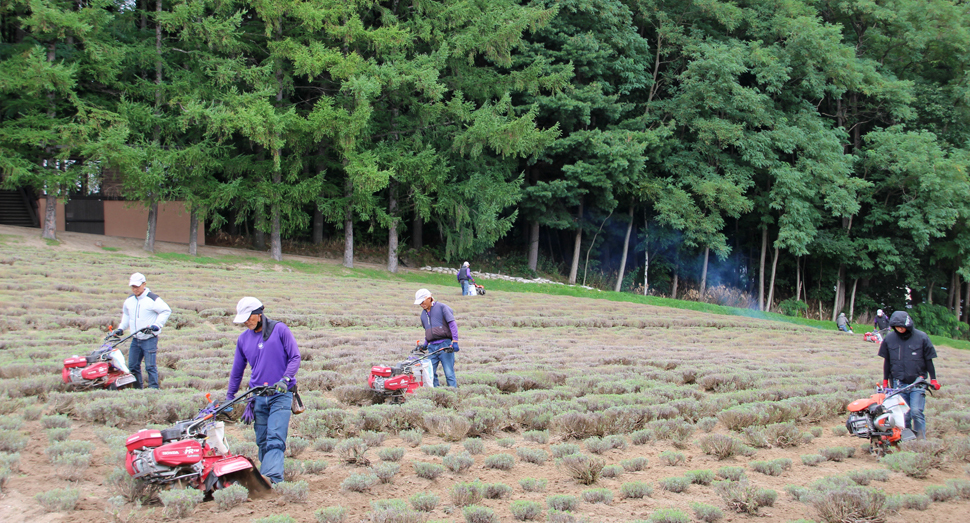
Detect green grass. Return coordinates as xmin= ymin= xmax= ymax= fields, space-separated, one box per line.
xmin=44 ymin=238 xmax=60 ymax=246
xmin=150 ymin=249 xmax=970 ymax=351
xmin=100 ymin=246 xmax=120 ymax=252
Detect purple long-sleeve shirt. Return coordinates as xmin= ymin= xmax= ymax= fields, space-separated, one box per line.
xmin=227 ymin=322 xmax=301 ymax=399
xmin=420 ymin=301 xmax=458 ymax=341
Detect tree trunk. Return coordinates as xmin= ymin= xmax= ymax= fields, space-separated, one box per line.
xmin=527 ymin=220 xmax=540 ymax=272
xmin=582 ymin=209 xmax=612 ymax=286
xmin=700 ymin=247 xmax=710 ymax=298
xmin=343 ymin=177 xmax=354 ymax=268
xmin=955 ymin=273 xmax=962 ymax=320
xmin=832 ymin=264 xmax=845 ymax=321
xmin=849 ymin=278 xmax=859 ymax=321
xmin=270 ymin=205 xmax=282 ymax=261
xmin=43 ymin=42 xmax=57 ymax=241
xmin=312 ymin=209 xmax=324 ymax=244
xmin=795 ymin=256 xmax=802 ymax=303
xmin=766 ymin=246 xmax=779 ymax=312
xmin=412 ymin=215 xmax=423 ymax=249
xmin=388 ymin=179 xmax=399 ymax=273
xmin=189 ymin=209 xmax=198 ymax=256
xmin=254 ymin=213 xmax=266 ymax=251
xmin=42 ymin=193 xmax=57 ymax=240
xmin=614 ymin=205 xmax=634 ymax=292
xmin=269 ymin=168 xmax=282 ymax=261
xmin=155 ymin=0 xmax=162 ymax=108
xmin=964 ymin=279 xmax=970 ymax=324
xmin=947 ymin=270 xmax=955 ymax=310
xmin=758 ymin=226 xmax=767 ymax=311
xmin=568 ymin=200 xmax=583 ymax=284
xmin=144 ymin=201 xmax=158 ymax=253
xmin=671 ymin=271 xmax=678 ymax=299
xmin=643 ymin=209 xmax=650 ymax=295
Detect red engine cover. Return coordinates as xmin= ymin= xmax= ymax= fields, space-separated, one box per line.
xmin=63 ymin=356 xmax=87 ymax=369
xmin=125 ymin=451 xmax=136 ymax=476
xmin=371 ymin=366 xmax=392 ymax=377
xmin=383 ymin=375 xmax=411 ymax=391
xmin=213 ymin=455 xmax=255 ymax=477
xmin=81 ymin=362 xmax=109 ymax=380
xmin=126 ymin=429 xmax=164 ymax=451
xmin=153 ymin=440 xmax=204 ymax=466
xmin=847 ymin=393 xmax=886 ymax=413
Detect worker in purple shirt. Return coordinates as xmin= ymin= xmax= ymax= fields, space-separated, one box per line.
xmin=225 ymin=297 xmax=301 ymax=484
xmin=414 ymin=288 xmax=459 ymax=387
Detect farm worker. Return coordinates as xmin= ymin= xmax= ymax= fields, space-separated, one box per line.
xmin=874 ymin=309 xmax=890 ymax=340
xmin=226 ymin=297 xmax=302 ymax=484
xmin=836 ymin=312 xmax=852 ymax=333
xmin=414 ymin=288 xmax=460 ymax=387
xmin=878 ymin=311 xmax=941 ymax=439
xmin=114 ymin=272 xmax=171 ymax=389
xmin=457 ymin=261 xmax=476 ymax=296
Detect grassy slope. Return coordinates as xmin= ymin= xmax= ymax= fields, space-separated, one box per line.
xmin=154 ymin=252 xmax=970 ymax=352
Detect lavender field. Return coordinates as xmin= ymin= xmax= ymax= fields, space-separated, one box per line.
xmin=1 ymin=232 xmax=970 ymax=523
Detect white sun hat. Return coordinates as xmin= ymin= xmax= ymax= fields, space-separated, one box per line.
xmin=233 ymin=297 xmax=263 ymax=323
xmin=414 ymin=288 xmax=433 ymax=305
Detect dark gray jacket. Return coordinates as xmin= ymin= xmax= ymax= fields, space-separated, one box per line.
xmin=877 ymin=311 xmax=937 ymax=384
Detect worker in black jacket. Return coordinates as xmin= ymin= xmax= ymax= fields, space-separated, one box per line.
xmin=877 ymin=311 xmax=941 ymax=439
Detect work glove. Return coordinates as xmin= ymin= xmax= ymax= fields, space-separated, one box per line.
xmin=150 ymin=325 xmax=160 ymax=332
xmin=112 ymin=328 xmax=124 ymax=337
xmin=445 ymin=342 xmax=457 ymax=353
xmin=882 ymin=380 xmax=889 ymax=389
xmin=273 ymin=378 xmax=290 ymax=394
xmin=225 ymin=393 xmax=235 ymax=403
xmin=931 ymin=379 xmax=941 ymax=390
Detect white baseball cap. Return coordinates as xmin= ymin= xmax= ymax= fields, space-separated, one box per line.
xmin=128 ymin=272 xmax=146 ymax=286
xmin=233 ymin=297 xmax=263 ymax=323
xmin=414 ymin=289 xmax=432 ymax=305
xmin=463 ymin=261 xmax=469 ymax=267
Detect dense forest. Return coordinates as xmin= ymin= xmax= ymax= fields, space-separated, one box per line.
xmin=1 ymin=0 xmax=969 ymax=336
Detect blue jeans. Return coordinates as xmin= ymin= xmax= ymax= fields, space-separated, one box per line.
xmin=461 ymin=280 xmax=471 ymax=296
xmin=128 ymin=337 xmax=158 ymax=389
xmin=428 ymin=340 xmax=457 ymax=387
xmin=254 ymin=392 xmax=292 ymax=483
xmin=893 ymin=379 xmax=927 ymax=437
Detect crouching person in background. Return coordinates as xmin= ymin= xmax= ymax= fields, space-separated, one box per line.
xmin=226 ymin=297 xmax=301 ymax=484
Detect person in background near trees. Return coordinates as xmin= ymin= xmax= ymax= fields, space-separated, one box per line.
xmin=874 ymin=309 xmax=890 ymax=340
xmin=457 ymin=261 xmax=476 ymax=296
xmin=878 ymin=310 xmax=941 ymax=439
xmin=414 ymin=288 xmax=460 ymax=387
xmin=114 ymin=272 xmax=171 ymax=389
xmin=226 ymin=297 xmax=301 ymax=484
xmin=836 ymin=312 xmax=852 ymax=333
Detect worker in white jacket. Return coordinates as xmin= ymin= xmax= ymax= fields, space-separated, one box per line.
xmin=113 ymin=272 xmax=171 ymax=389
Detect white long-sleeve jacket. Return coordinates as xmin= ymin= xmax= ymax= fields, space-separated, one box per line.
xmin=119 ymin=288 xmax=172 ymax=340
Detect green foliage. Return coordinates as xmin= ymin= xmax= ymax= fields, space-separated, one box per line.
xmin=510 ymin=499 xmax=543 ymax=521
xmin=213 ymin=483 xmax=248 ymax=511
xmin=910 ymin=304 xmax=970 ymax=340
xmin=35 ymin=488 xmax=80 ymax=512
xmin=159 ymin=488 xmax=204 ymax=518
